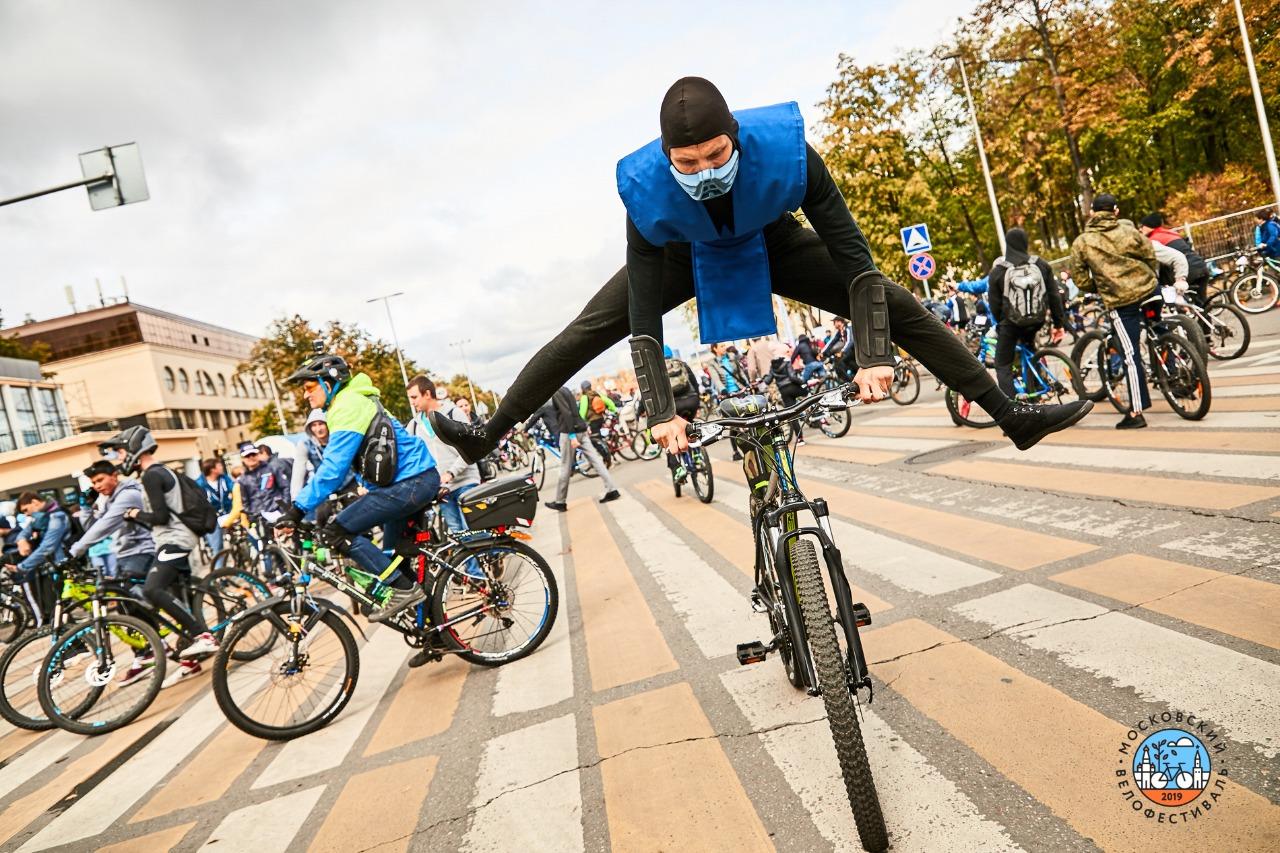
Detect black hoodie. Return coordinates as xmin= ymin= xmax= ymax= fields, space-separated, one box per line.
xmin=987 ymin=227 xmax=1065 ymax=327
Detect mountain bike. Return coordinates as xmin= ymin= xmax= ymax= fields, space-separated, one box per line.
xmin=804 ymin=373 xmax=852 ymax=438
xmin=1088 ymin=299 xmax=1212 ymax=419
xmin=212 ymin=476 xmax=558 ymax=740
xmin=1163 ymin=286 xmax=1250 ymax=360
xmin=527 ymin=424 xmax=610 ymax=489
xmin=688 ymin=387 xmax=888 ymax=852
xmin=946 ymin=342 xmax=1082 ymax=428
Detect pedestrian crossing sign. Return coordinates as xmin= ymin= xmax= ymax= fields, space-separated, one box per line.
xmin=900 ymin=223 xmax=931 ymax=254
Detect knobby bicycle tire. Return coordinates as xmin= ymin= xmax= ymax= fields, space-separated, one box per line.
xmin=790 ymin=540 xmax=889 ymax=852
xmin=212 ymin=607 xmax=360 ymax=741
xmin=1070 ymin=330 xmax=1111 ymax=403
xmin=1229 ymin=269 xmax=1279 ymax=314
xmin=1152 ymin=333 xmax=1212 ymax=420
xmin=691 ymin=448 xmax=715 ymax=504
xmin=1204 ymin=302 xmax=1250 ymax=360
xmin=1030 ymin=347 xmax=1085 ymax=401
xmin=890 ymin=362 xmax=920 ymax=405
xmin=38 ymin=614 xmax=167 ymax=736
xmin=1164 ymin=314 xmax=1209 ymax=363
xmin=945 ymin=388 xmax=998 ymax=429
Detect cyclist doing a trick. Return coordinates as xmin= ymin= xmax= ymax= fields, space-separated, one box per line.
xmin=274 ymin=350 xmax=440 ymax=622
xmin=431 ymin=76 xmax=1092 ymax=460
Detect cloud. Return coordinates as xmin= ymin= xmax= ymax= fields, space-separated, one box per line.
xmin=1 ymin=0 xmax=973 ymax=393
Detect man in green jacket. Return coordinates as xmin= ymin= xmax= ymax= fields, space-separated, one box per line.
xmin=1070 ymin=194 xmax=1158 ymax=429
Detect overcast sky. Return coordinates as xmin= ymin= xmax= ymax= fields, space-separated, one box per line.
xmin=1 ymin=0 xmax=973 ymax=393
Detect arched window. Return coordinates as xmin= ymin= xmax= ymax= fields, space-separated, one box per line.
xmin=163 ymin=367 xmax=176 ymax=392
xmin=254 ymin=378 xmax=267 ymax=398
xmin=178 ymin=369 xmax=190 ymax=394
xmin=201 ymin=371 xmax=216 ymax=395
xmin=217 ymin=373 xmax=227 ymax=396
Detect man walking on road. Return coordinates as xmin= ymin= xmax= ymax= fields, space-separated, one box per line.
xmin=988 ymin=227 xmax=1066 ymax=397
xmin=544 ymin=385 xmax=620 ymax=512
xmin=1071 ymin=194 xmax=1157 ymax=429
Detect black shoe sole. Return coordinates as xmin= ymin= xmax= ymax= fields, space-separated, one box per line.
xmin=1011 ymin=400 xmax=1095 ymax=451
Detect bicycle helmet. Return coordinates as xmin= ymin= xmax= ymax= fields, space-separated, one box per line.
xmin=286 ymin=352 xmax=351 ymax=409
xmin=98 ymin=425 xmax=157 ymax=475
xmin=580 ymin=379 xmax=592 ymax=392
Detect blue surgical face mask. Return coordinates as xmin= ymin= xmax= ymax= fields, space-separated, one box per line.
xmin=669 ymin=148 xmax=739 ymax=201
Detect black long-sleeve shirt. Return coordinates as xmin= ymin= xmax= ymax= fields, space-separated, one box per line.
xmin=627 ymin=143 xmax=877 ymax=342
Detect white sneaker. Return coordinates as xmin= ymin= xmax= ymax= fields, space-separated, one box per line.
xmin=179 ymin=632 xmax=219 ymax=659
xmin=161 ymin=660 xmax=202 ymax=689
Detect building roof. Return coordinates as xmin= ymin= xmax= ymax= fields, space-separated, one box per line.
xmin=0 ymin=357 xmax=44 ymax=382
xmin=3 ymin=301 xmax=258 ymax=363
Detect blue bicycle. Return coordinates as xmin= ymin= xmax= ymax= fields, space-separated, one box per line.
xmin=527 ymin=423 xmax=607 ymax=490
xmin=946 ymin=342 xmax=1082 ymax=428
xmin=671 ymin=444 xmax=714 ymax=503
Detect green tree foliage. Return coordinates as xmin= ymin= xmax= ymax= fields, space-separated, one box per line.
xmin=243 ymin=314 xmax=428 ymax=428
xmin=816 ymin=0 xmax=1279 ymax=273
xmin=0 ymin=335 xmax=51 ymax=363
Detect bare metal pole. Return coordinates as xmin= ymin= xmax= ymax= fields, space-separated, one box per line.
xmin=367 ymin=291 xmax=413 ymax=413
xmin=0 ymin=174 xmax=111 ymax=208
xmin=263 ymin=364 xmax=290 ymax=434
xmin=449 ymin=338 xmax=480 ymax=411
xmin=1235 ymin=0 xmax=1280 ymax=212
xmin=949 ymin=54 xmax=1006 ymax=255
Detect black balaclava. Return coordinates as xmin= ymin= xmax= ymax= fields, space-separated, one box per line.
xmin=660 ymin=77 xmax=739 ymax=157
xmin=1004 ymin=227 xmax=1031 ymax=266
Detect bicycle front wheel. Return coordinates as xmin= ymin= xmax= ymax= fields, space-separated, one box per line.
xmin=0 ymin=627 xmax=59 ymax=730
xmin=531 ymin=448 xmax=547 ymax=491
xmin=1204 ymin=303 xmax=1250 ymax=360
xmin=1070 ymin=331 xmax=1110 ymax=402
xmin=690 ymin=447 xmax=715 ymax=503
xmin=1230 ymin=269 xmax=1279 ymax=314
xmin=790 ymin=540 xmax=888 ymax=852
xmin=890 ymin=362 xmax=920 ymax=405
xmin=38 ymin=615 xmax=167 ymax=736
xmin=433 ymin=539 xmax=559 ymax=667
xmin=1030 ymin=348 xmax=1084 ymax=402
xmin=212 ymin=606 xmax=360 ymax=741
xmin=1152 ymin=333 xmax=1212 ymax=420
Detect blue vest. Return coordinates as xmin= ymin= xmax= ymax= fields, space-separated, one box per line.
xmin=617 ymin=102 xmax=807 ymax=344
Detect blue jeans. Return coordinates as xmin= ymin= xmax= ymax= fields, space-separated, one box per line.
xmin=801 ymin=361 xmax=826 ymax=384
xmin=117 ymin=552 xmax=155 ymax=580
xmin=439 ymin=483 xmax=477 ymax=533
xmin=204 ymin=526 xmax=224 ymax=557
xmin=335 ymin=468 xmax=441 ymax=582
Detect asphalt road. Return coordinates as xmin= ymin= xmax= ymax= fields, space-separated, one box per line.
xmin=0 ymin=313 xmax=1277 ymax=853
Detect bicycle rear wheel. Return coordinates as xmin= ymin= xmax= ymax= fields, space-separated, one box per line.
xmin=38 ymin=615 xmax=167 ymax=736
xmin=212 ymin=606 xmax=360 ymax=741
xmin=0 ymin=627 xmax=59 ymax=730
xmin=203 ymin=568 xmax=277 ymax=660
xmin=1230 ymin=269 xmax=1279 ymax=314
xmin=1152 ymin=333 xmax=1212 ymax=420
xmin=433 ymin=539 xmax=558 ymax=666
xmin=690 ymin=447 xmax=715 ymax=503
xmin=790 ymin=540 xmax=888 ymax=851
xmin=1029 ymin=348 xmax=1084 ymax=402
xmin=890 ymin=362 xmax=920 ymax=405
xmin=531 ymin=448 xmax=547 ymax=490
xmin=0 ymin=593 xmax=31 ymax=644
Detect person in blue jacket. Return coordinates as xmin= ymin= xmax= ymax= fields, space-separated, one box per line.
xmin=1255 ymin=209 xmax=1280 ymax=259
xmin=273 ymin=350 xmax=438 ymax=623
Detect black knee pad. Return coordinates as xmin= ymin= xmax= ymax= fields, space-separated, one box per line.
xmin=317 ymin=520 xmax=354 ymax=553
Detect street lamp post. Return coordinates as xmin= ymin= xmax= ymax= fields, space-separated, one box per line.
xmin=1234 ymin=0 xmax=1280 ymax=213
xmin=449 ymin=338 xmax=480 ymax=412
xmin=367 ymin=292 xmax=414 ymax=413
xmin=946 ymin=53 xmax=1007 ymax=256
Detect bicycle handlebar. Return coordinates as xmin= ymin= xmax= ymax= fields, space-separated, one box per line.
xmin=685 ymin=384 xmax=862 ymax=446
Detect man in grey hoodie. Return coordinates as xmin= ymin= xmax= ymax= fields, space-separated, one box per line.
xmin=69 ymin=460 xmax=156 ymax=578
xmin=406 ymin=375 xmax=481 ymax=533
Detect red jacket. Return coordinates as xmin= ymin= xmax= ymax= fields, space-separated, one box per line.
xmin=1146 ymin=225 xmax=1183 ymax=246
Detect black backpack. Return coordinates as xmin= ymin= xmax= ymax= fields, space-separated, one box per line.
xmin=1001 ymin=256 xmax=1048 ymax=327
xmin=357 ymin=403 xmax=400 ymax=488
xmin=166 ymin=468 xmax=218 ymax=535
xmin=666 ymin=357 xmax=691 ymax=396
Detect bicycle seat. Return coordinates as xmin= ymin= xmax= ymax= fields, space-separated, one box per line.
xmin=718 ymin=395 xmax=769 ymax=418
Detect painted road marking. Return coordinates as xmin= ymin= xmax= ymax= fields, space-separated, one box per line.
xmin=463 ymin=714 xmax=583 ymax=853
xmin=954 ymin=584 xmax=1279 ymax=757
xmin=593 ymin=682 xmax=773 ymax=852
xmin=308 ymin=755 xmax=437 ymax=852
xmin=984 ymin=443 xmax=1280 ymax=481
xmin=198 ymin=785 xmax=325 ymax=852
xmin=1052 ymin=554 xmax=1280 ymax=650
xmin=567 ymin=499 xmax=678 ymax=692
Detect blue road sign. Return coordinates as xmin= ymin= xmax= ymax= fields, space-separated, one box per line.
xmin=901 ymin=223 xmax=931 ymax=254
xmin=908 ymin=252 xmax=936 ymax=281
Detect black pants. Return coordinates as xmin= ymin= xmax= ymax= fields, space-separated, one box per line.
xmin=994 ymin=322 xmax=1041 ymax=397
xmin=496 ymin=215 xmax=995 ymax=423
xmin=143 ymin=544 xmax=205 ymax=639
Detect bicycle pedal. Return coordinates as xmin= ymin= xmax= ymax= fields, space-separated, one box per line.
xmin=749 ymin=592 xmax=766 ymax=613
xmin=851 ymin=602 xmax=872 ymax=628
xmin=407 ymin=648 xmax=443 ymax=668
xmin=736 ymin=641 xmax=769 ymax=665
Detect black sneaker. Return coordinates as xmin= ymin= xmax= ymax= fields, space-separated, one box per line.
xmin=544 ymin=501 xmax=568 ymax=512
xmin=429 ymin=411 xmax=493 ymax=465
xmin=599 ymin=490 xmax=621 ymax=504
xmin=1116 ymin=413 xmax=1147 ymax=430
xmin=998 ymin=399 xmax=1095 ymax=451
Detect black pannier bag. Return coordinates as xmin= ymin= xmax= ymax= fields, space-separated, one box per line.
xmin=460 ymin=474 xmax=538 ymax=530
